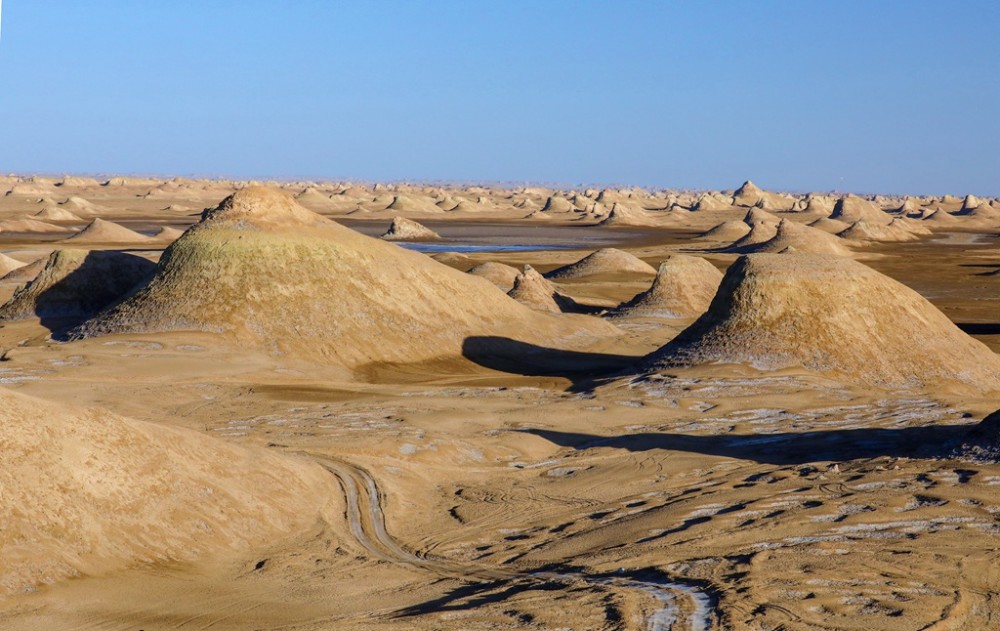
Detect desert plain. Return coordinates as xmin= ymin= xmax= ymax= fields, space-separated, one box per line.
xmin=2 ymin=175 xmax=1000 ymax=630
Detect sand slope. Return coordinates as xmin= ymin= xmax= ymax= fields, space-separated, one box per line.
xmin=0 ymin=387 xmax=334 ymax=595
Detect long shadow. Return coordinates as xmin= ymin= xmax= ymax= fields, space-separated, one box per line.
xmin=522 ymin=419 xmax=994 ymax=465
xmin=0 ymin=250 xmax=155 ymax=337
xmin=461 ymin=336 xmax=641 ymax=391
xmin=957 ymin=323 xmax=1000 ymax=335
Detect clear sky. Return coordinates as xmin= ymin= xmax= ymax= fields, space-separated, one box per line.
xmin=1 ymin=1 xmax=998 ymax=195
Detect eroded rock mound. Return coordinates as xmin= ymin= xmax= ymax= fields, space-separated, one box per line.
xmin=380 ymin=217 xmax=441 ymax=241
xmin=545 ymin=248 xmax=656 ymax=280
xmin=0 ymin=249 xmax=154 ymax=323
xmin=645 ymin=253 xmax=1000 ymax=391
xmin=72 ymin=187 xmax=611 ymax=366
xmin=508 ymin=265 xmax=576 ymax=313
xmin=739 ymin=219 xmax=853 ymax=256
xmin=610 ymin=255 xmax=723 ymax=319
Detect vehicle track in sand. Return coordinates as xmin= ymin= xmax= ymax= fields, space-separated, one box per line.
xmin=315 ymin=455 xmax=717 ymax=630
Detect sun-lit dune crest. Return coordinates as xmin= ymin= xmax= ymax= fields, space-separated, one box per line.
xmin=0 ymin=253 xmax=26 ymax=277
xmin=62 ymin=218 xmax=152 ymax=244
xmin=379 ymin=216 xmax=441 ymax=241
xmin=609 ymin=254 xmax=723 ymax=319
xmin=0 ymin=218 xmax=70 ymax=234
xmin=60 ymin=195 xmax=106 ymax=214
xmin=33 ymin=205 xmax=83 ymax=222
xmin=71 ymin=187 xmax=613 ymax=366
xmin=701 ymin=220 xmax=752 ymax=241
xmin=0 ymin=387 xmax=335 ymax=595
xmin=645 ymin=253 xmax=1000 ymax=392
xmin=545 ymin=248 xmax=657 ymax=280
xmin=466 ymin=261 xmax=520 ymax=291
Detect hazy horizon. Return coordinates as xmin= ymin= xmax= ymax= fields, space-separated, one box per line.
xmin=1 ymin=1 xmax=998 ymax=196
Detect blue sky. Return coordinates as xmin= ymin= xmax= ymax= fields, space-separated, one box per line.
xmin=1 ymin=1 xmax=998 ymax=195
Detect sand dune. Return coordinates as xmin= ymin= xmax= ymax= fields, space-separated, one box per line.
xmin=0 ymin=253 xmax=26 ymax=277
xmin=0 ymin=387 xmax=335 ymax=595
xmin=33 ymin=205 xmax=83 ymax=222
xmin=63 ymin=219 xmax=152 ymax=244
xmin=0 ymin=218 xmax=71 ymax=234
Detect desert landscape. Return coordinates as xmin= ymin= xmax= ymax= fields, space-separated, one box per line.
xmin=3 ymin=2 xmax=999 ymax=629
xmin=0 ymin=176 xmax=999 ymax=630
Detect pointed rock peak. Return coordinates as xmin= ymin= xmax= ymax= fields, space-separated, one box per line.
xmin=201 ymin=186 xmax=328 ymax=227
xmin=380 ymin=217 xmax=441 ymax=241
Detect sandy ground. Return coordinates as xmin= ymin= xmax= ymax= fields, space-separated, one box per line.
xmin=1 ymin=179 xmax=1000 ymax=630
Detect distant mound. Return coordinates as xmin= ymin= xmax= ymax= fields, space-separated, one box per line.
xmin=386 ymin=194 xmax=445 ymax=214
xmin=467 ymin=261 xmax=520 ymax=291
xmin=0 ymin=387 xmax=334 ymax=595
xmin=701 ymin=220 xmax=751 ymax=241
xmin=508 ymin=265 xmax=577 ymax=313
xmin=541 ymin=196 xmax=574 ymax=213
xmin=731 ymin=180 xmax=763 ymax=206
xmin=0 ymin=253 xmax=26 ymax=277
xmin=693 ymin=193 xmax=731 ymax=211
xmin=645 ymin=254 xmax=1000 ymax=391
xmin=380 ymin=217 xmax=441 ymax=241
xmin=151 ymin=226 xmax=186 ymax=242
xmin=0 ymin=257 xmax=46 ymax=283
xmin=829 ymin=195 xmax=891 ymax=225
xmin=0 ymin=218 xmax=70 ymax=234
xmin=60 ymin=196 xmax=105 ymax=214
xmin=63 ymin=218 xmax=152 ymax=244
xmin=597 ymin=203 xmax=658 ymax=226
xmin=722 ymin=209 xmax=781 ymax=250
xmin=33 ymin=205 xmax=83 ymax=222
xmin=807 ymin=217 xmax=852 ymax=234
xmin=545 ymin=248 xmax=657 ymax=280
xmin=610 ymin=255 xmax=723 ymax=319
xmin=837 ymin=218 xmax=923 ymax=242
xmin=72 ymin=188 xmax=611 ymax=366
xmin=737 ymin=219 xmax=852 ymax=256
xmin=0 ymin=249 xmax=154 ymax=324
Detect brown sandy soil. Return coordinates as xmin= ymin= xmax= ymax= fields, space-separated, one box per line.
xmin=1 ymin=179 xmax=1000 ymax=630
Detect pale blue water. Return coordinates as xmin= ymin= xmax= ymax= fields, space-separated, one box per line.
xmin=398 ymin=243 xmax=579 ymax=253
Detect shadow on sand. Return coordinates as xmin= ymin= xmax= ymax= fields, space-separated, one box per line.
xmin=4 ymin=250 xmax=155 ymax=337
xmin=521 ymin=420 xmax=992 ymax=466
xmin=461 ymin=336 xmax=641 ymax=391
